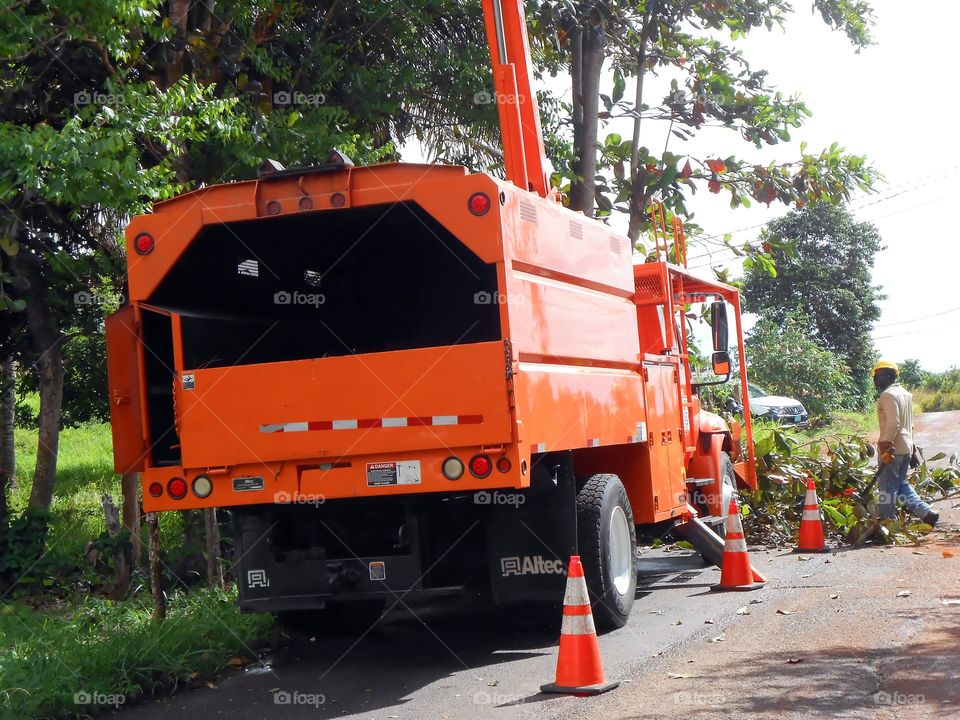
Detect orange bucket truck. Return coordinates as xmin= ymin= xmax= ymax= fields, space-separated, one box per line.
xmin=106 ymin=0 xmax=757 ymax=629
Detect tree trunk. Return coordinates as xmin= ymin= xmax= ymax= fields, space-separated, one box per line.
xmin=101 ymin=494 xmax=131 ymax=599
xmin=147 ymin=511 xmax=166 ymax=621
xmin=0 ymin=358 xmax=15 ymax=548
xmin=11 ymin=252 xmax=65 ymax=511
xmin=121 ymin=472 xmax=142 ymax=565
xmin=204 ymin=507 xmax=223 ymax=588
xmin=568 ymin=23 xmax=606 ymax=216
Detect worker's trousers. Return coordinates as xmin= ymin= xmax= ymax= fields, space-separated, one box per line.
xmin=877 ymin=453 xmax=933 ymax=520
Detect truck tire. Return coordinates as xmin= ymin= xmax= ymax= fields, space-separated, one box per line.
xmin=576 ymin=474 xmax=637 ymax=630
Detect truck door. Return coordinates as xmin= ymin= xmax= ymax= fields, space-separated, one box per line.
xmin=643 ymin=361 xmax=687 ymax=519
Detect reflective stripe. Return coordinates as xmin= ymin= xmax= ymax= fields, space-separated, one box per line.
xmin=588 ymin=438 xmax=600 ymax=447
xmin=724 ymin=538 xmax=748 ymax=553
xmin=260 ymin=414 xmax=483 ymax=432
xmin=562 ymin=576 xmax=591 ymax=607
xmin=534 ymin=443 xmax=546 ymax=453
xmin=561 ymin=612 xmax=597 ymax=636
xmin=802 ymin=509 xmax=821 ymax=521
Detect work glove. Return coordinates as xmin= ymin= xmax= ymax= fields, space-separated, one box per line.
xmin=878 ymin=441 xmax=895 ymax=465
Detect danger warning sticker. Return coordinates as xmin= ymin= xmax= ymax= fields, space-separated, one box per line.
xmin=366 ymin=460 xmax=421 ymax=487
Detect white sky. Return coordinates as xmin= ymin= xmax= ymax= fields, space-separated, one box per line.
xmin=402 ymin=0 xmax=959 ymax=372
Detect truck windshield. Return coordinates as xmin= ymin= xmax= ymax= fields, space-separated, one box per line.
xmin=146 ymin=201 xmax=501 ymax=370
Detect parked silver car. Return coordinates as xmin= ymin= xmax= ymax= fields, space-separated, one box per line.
xmin=747 ymin=383 xmax=809 ymax=427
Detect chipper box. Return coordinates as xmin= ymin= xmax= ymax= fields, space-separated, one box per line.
xmin=106 ymin=0 xmax=758 ymax=629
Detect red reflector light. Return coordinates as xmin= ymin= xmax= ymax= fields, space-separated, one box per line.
xmin=331 ymin=192 xmax=346 ymax=208
xmin=148 ymin=482 xmax=163 ymax=497
xmin=496 ymin=457 xmax=512 ymax=473
xmin=468 ymin=192 xmax=491 ymax=216
xmin=133 ymin=233 xmax=155 ymax=255
xmin=168 ymin=477 xmax=188 ymax=500
xmin=469 ymin=454 xmax=492 ymax=478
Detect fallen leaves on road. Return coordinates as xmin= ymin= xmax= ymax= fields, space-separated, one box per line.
xmin=668 ymin=672 xmax=701 ymax=679
xmin=829 ymin=593 xmax=840 ymax=600
xmin=943 ymin=550 xmax=954 ymax=558
xmin=736 ymin=606 xmax=750 ymax=615
xmin=709 ymin=633 xmax=725 ymax=643
xmin=750 ymin=598 xmax=764 ymax=604
xmin=897 ymin=590 xmax=912 ymax=598
xmin=786 ymin=658 xmax=803 ymax=664
xmin=776 ymin=609 xmax=793 ymax=615
xmin=672 ymin=619 xmax=683 ymax=625
xmin=797 ymin=555 xmax=810 ymax=561
xmin=704 ymin=619 xmax=714 ymax=624
xmin=941 ymin=599 xmax=960 ymax=605
xmin=649 ymin=610 xmax=664 ymax=615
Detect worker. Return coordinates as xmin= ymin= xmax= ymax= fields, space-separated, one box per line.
xmin=873 ymin=361 xmax=939 ymax=526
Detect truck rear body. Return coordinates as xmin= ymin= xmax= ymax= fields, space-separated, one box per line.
xmin=107 ymin=160 xmax=755 ymax=614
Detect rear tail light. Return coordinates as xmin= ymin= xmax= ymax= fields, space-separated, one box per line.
xmin=148 ymin=481 xmax=163 ymax=497
xmin=468 ymin=192 xmax=491 ymax=216
xmin=442 ymin=456 xmax=465 ymax=480
xmin=167 ymin=477 xmax=188 ymax=500
xmin=192 ymin=475 xmax=213 ymax=498
xmin=133 ymin=232 xmax=155 ymax=255
xmin=496 ymin=457 xmax=512 ymax=473
xmin=469 ymin=454 xmax=492 ymax=478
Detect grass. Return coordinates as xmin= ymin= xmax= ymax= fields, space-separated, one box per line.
xmin=3 ymin=422 xmax=276 ymax=718
xmin=914 ymin=389 xmax=960 ymax=413
xmin=800 ymin=409 xmax=878 ymax=442
xmin=0 ymin=587 xmax=274 ymax=719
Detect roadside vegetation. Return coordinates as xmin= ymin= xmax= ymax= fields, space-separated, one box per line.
xmin=899 ymin=361 xmax=960 ymax=413
xmin=1 ymin=422 xmax=276 ymax=719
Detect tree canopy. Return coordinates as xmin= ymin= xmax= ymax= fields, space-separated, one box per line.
xmin=741 ymin=203 xmax=883 ymax=409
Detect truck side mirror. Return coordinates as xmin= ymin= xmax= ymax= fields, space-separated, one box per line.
xmin=710 ymin=301 xmax=729 ymax=352
xmin=712 ymin=350 xmax=731 ymax=378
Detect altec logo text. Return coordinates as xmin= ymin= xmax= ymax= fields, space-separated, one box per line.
xmin=500 ymin=555 xmax=566 ymax=577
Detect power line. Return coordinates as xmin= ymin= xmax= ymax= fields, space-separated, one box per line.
xmin=875 ymin=303 xmax=960 ymax=329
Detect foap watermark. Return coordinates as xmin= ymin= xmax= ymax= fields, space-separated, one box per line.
xmin=474 ymin=290 xmax=510 ymax=305
xmin=73 ymin=90 xmax=126 ymax=108
xmin=274 ymin=490 xmax=326 ymax=507
xmin=274 ymin=290 xmax=325 ymax=307
xmin=673 ymin=691 xmax=728 ymax=707
xmin=273 ymin=91 xmax=326 ymax=108
xmin=273 ymin=689 xmax=326 ymax=708
xmin=473 ymin=690 xmax=523 ymax=705
xmin=874 ymin=691 xmax=925 ymax=706
xmin=74 ymin=290 xmax=125 ymax=306
xmin=473 ymin=90 xmax=526 ymax=105
xmin=474 ymin=490 xmax=525 ymax=507
xmin=74 ymin=690 xmax=126 ymax=709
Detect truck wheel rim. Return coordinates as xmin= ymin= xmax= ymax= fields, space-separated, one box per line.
xmin=609 ymin=505 xmax=633 ymax=596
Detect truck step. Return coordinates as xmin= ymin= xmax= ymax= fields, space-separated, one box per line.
xmin=698 ymin=514 xmax=724 ymax=526
xmin=686 ymin=477 xmax=715 ymax=487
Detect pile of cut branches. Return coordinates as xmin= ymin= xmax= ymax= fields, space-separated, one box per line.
xmin=740 ymin=421 xmax=960 ymax=547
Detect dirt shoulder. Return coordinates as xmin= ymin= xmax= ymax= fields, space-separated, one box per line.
xmin=562 ymin=498 xmax=960 ymax=720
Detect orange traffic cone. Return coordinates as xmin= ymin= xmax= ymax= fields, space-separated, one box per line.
xmin=540 ymin=556 xmax=619 ymax=696
xmin=711 ymin=498 xmax=765 ymax=592
xmin=795 ymin=478 xmax=829 ymax=553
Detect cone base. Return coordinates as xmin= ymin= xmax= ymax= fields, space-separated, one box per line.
xmin=541 ymin=680 xmax=620 ymax=696
xmin=711 ymin=581 xmax=765 ymax=592
xmin=792 ymin=546 xmax=830 ymax=553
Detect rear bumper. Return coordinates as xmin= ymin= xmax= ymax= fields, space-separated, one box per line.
xmin=141 ymin=443 xmax=525 ymax=512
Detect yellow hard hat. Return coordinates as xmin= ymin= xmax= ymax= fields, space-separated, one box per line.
xmin=872 ymin=360 xmax=899 ymax=377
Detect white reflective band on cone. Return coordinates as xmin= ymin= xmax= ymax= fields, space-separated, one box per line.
xmin=562 ymin=575 xmax=591 ymax=607
xmin=561 ymin=612 xmax=597 ymax=636
xmin=804 ymin=489 xmax=818 ymax=504
xmin=802 ymin=509 xmax=821 ymax=521
xmin=725 ymin=510 xmax=743 ymax=535
xmin=725 ymin=538 xmax=748 ymax=553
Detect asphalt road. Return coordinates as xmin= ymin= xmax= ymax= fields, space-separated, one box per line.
xmin=112 ymin=411 xmax=960 ymax=720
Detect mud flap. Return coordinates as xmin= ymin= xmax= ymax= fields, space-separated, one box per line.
xmin=485 ymin=452 xmax=578 ymax=603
